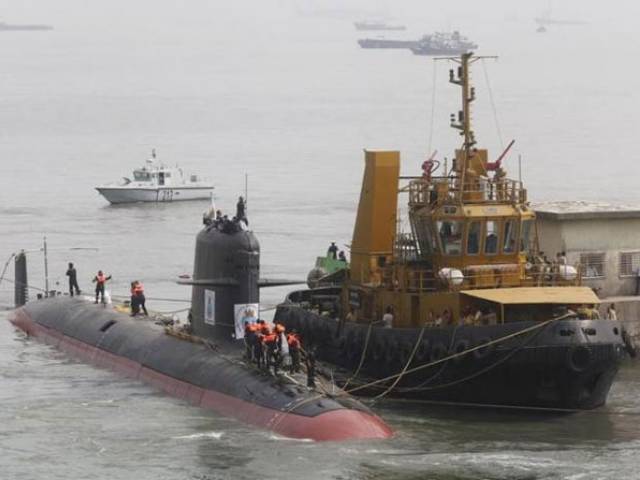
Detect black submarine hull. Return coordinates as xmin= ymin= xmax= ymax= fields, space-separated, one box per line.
xmin=276 ymin=302 xmax=626 ymax=410
xmin=10 ymin=297 xmax=392 ymax=441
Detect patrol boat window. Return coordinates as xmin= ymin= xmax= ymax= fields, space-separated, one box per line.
xmin=133 ymin=170 xmax=151 ymax=181
xmin=503 ymin=219 xmax=517 ymax=253
xmin=467 ymin=221 xmax=481 ymax=255
xmin=437 ymin=220 xmax=463 ymax=255
xmin=484 ymin=220 xmax=499 ymax=255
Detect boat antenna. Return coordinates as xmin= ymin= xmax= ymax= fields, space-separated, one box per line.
xmin=245 ymin=173 xmax=248 ymax=216
xmin=435 ymin=52 xmax=497 ymax=195
xmin=427 ymin=59 xmax=438 ymax=155
xmin=43 ymin=236 xmax=49 ymax=297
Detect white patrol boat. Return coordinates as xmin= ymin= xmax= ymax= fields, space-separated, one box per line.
xmin=95 ymin=150 xmax=214 ymax=204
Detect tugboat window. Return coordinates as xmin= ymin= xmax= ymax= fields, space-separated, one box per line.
xmin=503 ymin=219 xmax=517 ymax=253
xmin=484 ymin=220 xmax=499 ymax=255
xmin=467 ymin=221 xmax=481 ymax=254
xmin=520 ymin=219 xmax=534 ymax=253
xmin=437 ymin=220 xmax=463 ymax=255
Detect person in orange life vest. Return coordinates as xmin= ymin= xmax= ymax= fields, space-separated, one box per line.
xmin=92 ymin=270 xmax=112 ymax=304
xmin=130 ymin=282 xmax=140 ymax=316
xmin=244 ymin=321 xmax=259 ymax=361
xmin=257 ymin=319 xmax=272 ymax=335
xmin=262 ymin=332 xmax=278 ymax=372
xmin=132 ymin=280 xmax=148 ymax=316
xmin=287 ymin=332 xmax=302 ymax=373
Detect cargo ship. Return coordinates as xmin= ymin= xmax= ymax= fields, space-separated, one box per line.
xmin=275 ymin=53 xmax=628 ymax=410
xmin=9 ymin=210 xmax=392 ymax=441
xmin=0 ymin=21 xmax=52 ymax=31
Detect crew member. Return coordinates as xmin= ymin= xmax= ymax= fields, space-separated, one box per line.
xmin=130 ymin=281 xmax=139 ymax=316
xmin=327 ymin=242 xmax=338 ymax=259
xmin=275 ymin=324 xmax=289 ymax=372
xmin=132 ymin=280 xmax=148 ymax=316
xmin=244 ymin=320 xmax=258 ymax=361
xmin=287 ymin=331 xmax=301 ymax=373
xmin=338 ymin=251 xmax=347 ymax=263
xmin=92 ymin=270 xmax=112 ymax=304
xmin=236 ymin=196 xmax=247 ymax=223
xmin=262 ymin=331 xmax=278 ymax=372
xmin=66 ymin=262 xmax=81 ymax=297
xmin=382 ymin=306 xmax=394 ymax=328
xmin=305 ymin=347 xmax=317 ymax=388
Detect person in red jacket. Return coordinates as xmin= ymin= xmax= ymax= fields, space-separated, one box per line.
xmin=287 ymin=332 xmax=302 ymax=373
xmin=132 ymin=281 xmax=148 ymax=316
xmin=92 ymin=270 xmax=112 ymax=305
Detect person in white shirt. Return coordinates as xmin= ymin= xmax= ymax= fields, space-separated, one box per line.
xmin=382 ymin=306 xmax=394 ymax=328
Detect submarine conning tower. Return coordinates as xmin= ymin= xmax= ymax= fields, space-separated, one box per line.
xmin=189 ymin=217 xmax=259 ymax=341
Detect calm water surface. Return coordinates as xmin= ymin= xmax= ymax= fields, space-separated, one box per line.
xmin=1 ymin=1 xmax=640 ymax=478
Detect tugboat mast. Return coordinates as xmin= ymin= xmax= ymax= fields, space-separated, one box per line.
xmin=439 ymin=52 xmax=497 ymax=198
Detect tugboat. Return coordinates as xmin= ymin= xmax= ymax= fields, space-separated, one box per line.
xmin=275 ymin=53 xmax=627 ymax=410
xmin=95 ymin=149 xmax=214 ymax=204
xmin=8 ymin=208 xmax=392 ymax=441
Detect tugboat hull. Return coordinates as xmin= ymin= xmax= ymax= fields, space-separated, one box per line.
xmin=10 ymin=298 xmax=392 ymax=441
xmin=276 ymin=305 xmax=626 ymax=410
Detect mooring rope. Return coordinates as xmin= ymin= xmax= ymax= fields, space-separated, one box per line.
xmin=341 ymin=313 xmax=573 ymax=397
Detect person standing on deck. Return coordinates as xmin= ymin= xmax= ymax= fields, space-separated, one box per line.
xmin=92 ymin=270 xmax=112 ymax=304
xmin=328 ymin=242 xmax=338 ymax=259
xmin=66 ymin=263 xmax=81 ymax=297
xmin=132 ymin=281 xmax=148 ymax=316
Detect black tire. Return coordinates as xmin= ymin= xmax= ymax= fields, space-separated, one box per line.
xmin=473 ymin=337 xmax=495 ymax=360
xmin=567 ymin=345 xmax=592 ymax=372
xmin=430 ymin=343 xmax=448 ymax=363
xmin=450 ymin=339 xmax=471 ymax=363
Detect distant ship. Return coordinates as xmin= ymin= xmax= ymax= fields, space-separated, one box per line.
xmin=410 ymin=31 xmax=477 ymax=56
xmin=354 ymin=21 xmax=406 ymax=31
xmin=0 ymin=21 xmax=53 ymax=31
xmin=357 ymin=38 xmax=419 ymax=49
xmin=358 ymin=31 xmax=477 ymax=56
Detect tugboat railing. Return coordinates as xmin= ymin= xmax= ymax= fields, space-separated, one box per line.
xmin=407 ymin=177 xmax=527 ymax=206
xmin=381 ymin=264 xmax=584 ymax=293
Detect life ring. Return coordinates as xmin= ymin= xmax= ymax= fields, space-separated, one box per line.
xmin=622 ymin=330 xmax=637 ymax=358
xmin=429 ymin=342 xmax=448 ymax=363
xmin=473 ymin=337 xmax=495 ymax=360
xmin=370 ymin=332 xmax=388 ymax=362
xmin=567 ymin=345 xmax=592 ymax=372
xmin=450 ymin=339 xmax=471 ymax=363
xmin=415 ymin=339 xmax=430 ymax=363
xmin=345 ymin=331 xmax=362 ymax=364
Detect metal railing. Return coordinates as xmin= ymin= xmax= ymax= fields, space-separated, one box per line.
xmin=407 ymin=177 xmax=526 ymax=206
xmin=380 ymin=263 xmax=584 ymax=293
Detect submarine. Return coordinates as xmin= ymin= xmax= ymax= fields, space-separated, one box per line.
xmin=8 ymin=209 xmax=392 ymax=442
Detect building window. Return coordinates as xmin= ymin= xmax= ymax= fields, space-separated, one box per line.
xmin=580 ymin=253 xmax=605 ymax=278
xmin=620 ymin=252 xmax=640 ymax=277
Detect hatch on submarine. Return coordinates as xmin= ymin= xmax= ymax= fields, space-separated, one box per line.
xmin=8 ymin=203 xmax=393 ymax=441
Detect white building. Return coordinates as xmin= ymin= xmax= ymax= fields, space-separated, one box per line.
xmin=535 ymin=201 xmax=640 ymax=298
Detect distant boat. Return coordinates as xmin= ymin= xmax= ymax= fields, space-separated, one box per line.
xmin=357 ymin=37 xmax=419 ymax=49
xmin=0 ymin=21 xmax=53 ymax=31
xmin=354 ymin=21 xmax=406 ymax=31
xmin=410 ymin=31 xmax=477 ymax=56
xmin=358 ymin=31 xmax=477 ymax=56
xmin=95 ymin=150 xmax=214 ymax=205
